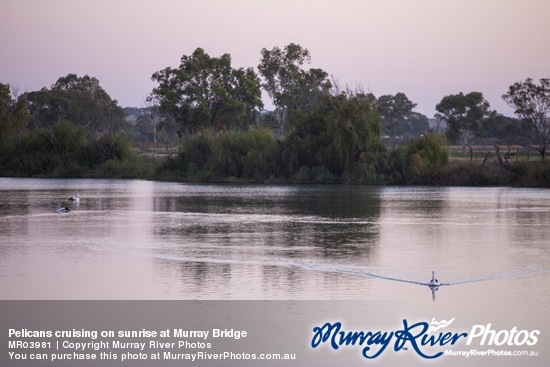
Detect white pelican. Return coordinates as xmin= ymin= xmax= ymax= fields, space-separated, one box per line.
xmin=56 ymin=203 xmax=70 ymax=213
xmin=429 ymin=271 xmax=440 ymax=286
xmin=68 ymin=194 xmax=80 ymax=203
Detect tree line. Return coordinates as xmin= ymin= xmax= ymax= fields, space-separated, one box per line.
xmin=0 ymin=75 xmax=148 ymax=178
xmin=1 ymin=43 xmax=549 ymax=186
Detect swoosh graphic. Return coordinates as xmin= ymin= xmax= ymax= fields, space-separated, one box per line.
xmin=427 ymin=317 xmax=455 ymax=333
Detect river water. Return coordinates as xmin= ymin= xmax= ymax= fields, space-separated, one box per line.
xmin=1 ymin=178 xmax=549 ymax=302
xmin=2 ymin=178 xmax=549 ymax=365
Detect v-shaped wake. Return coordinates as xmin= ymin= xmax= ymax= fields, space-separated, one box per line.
xmin=127 ymin=251 xmax=550 ymax=287
xmin=299 ymin=263 xmax=550 ymax=287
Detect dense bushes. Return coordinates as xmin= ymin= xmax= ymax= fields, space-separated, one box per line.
xmin=409 ymin=162 xmax=549 ymax=188
xmin=3 ymin=118 xmax=548 ymax=187
xmin=509 ymin=161 xmax=550 ymax=187
xmin=0 ymin=120 xmax=152 ymax=178
xmin=1 ymin=80 xmax=152 ymax=179
xmin=161 ymin=93 xmax=390 ymax=184
xmin=167 ymin=127 xmax=280 ymax=182
xmin=277 ymin=93 xmax=386 ymax=183
xmin=384 ymin=136 xmax=550 ymax=187
xmin=388 ymin=133 xmax=449 ymax=184
xmin=157 ymin=125 xmax=550 ymax=187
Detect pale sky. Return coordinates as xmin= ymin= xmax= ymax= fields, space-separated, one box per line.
xmin=1 ymin=0 xmax=549 ymax=116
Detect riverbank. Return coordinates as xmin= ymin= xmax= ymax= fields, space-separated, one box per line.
xmin=4 ymin=159 xmax=547 ymax=188
xmin=2 ymin=134 xmax=548 ymax=188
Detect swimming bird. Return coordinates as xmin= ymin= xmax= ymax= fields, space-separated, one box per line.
xmin=429 ymin=271 xmax=440 ymax=286
xmin=68 ymin=194 xmax=80 ymax=203
xmin=56 ymin=203 xmax=70 ymax=213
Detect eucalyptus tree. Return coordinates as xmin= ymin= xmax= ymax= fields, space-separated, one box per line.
xmin=258 ymin=43 xmax=331 ymax=126
xmin=0 ymin=83 xmax=30 ymax=175
xmin=151 ymin=48 xmax=263 ymax=137
xmin=377 ymin=92 xmax=428 ymax=145
xmin=502 ymin=78 xmax=550 ymax=160
xmin=478 ymin=114 xmax=529 ymax=146
xmin=25 ymin=74 xmax=125 ymax=139
xmin=0 ymin=82 xmax=29 ymax=141
xmin=435 ymin=92 xmax=493 ymax=153
xmin=407 ymin=112 xmax=430 ymax=137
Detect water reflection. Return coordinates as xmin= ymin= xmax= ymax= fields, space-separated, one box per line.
xmin=149 ymin=187 xmax=386 ymax=292
xmin=429 ymin=285 xmax=439 ymax=302
xmin=144 ymin=185 xmax=383 ymax=298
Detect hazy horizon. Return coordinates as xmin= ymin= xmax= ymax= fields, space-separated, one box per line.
xmin=1 ymin=0 xmax=549 ymax=117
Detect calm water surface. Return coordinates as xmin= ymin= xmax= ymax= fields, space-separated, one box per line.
xmin=2 ymin=177 xmax=549 ymax=366
xmin=1 ymin=178 xmax=549 ymax=305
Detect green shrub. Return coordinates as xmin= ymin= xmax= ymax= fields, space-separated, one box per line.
xmin=311 ymin=166 xmax=337 ymax=184
xmin=510 ymin=162 xmax=550 ymax=187
xmin=290 ymin=166 xmax=312 ymax=183
xmin=0 ymin=120 xmax=149 ymax=179
xmin=170 ymin=127 xmax=279 ymax=182
xmin=388 ymin=133 xmax=449 ymax=183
